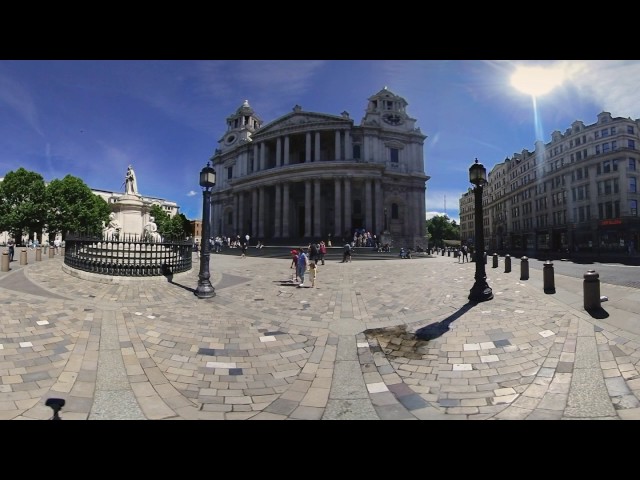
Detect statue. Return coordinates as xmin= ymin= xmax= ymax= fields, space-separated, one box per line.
xmin=143 ymin=216 xmax=161 ymax=242
xmin=123 ymin=165 xmax=138 ymax=195
xmin=103 ymin=212 xmax=122 ymax=239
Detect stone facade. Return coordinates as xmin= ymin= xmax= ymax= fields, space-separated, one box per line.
xmin=209 ymin=87 xmax=430 ymax=248
xmin=460 ymin=111 xmax=640 ymax=257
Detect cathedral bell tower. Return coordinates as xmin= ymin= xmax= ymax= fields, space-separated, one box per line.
xmin=217 ymin=100 xmax=263 ymax=152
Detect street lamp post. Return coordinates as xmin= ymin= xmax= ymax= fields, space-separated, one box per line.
xmin=195 ymin=161 xmax=216 ymax=299
xmin=468 ymin=158 xmax=493 ymax=302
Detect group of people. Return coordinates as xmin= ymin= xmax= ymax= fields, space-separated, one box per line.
xmin=5 ymin=237 xmax=62 ymax=262
xmin=458 ymin=244 xmax=469 ymax=263
xmin=290 ymin=240 xmax=328 ymax=288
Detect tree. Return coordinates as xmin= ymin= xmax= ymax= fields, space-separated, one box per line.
xmin=45 ymin=175 xmax=111 ymax=238
xmin=148 ymin=205 xmax=190 ymax=239
xmin=172 ymin=213 xmax=191 ymax=239
xmin=0 ymin=168 xmax=47 ymax=242
xmin=426 ymin=215 xmax=460 ymax=249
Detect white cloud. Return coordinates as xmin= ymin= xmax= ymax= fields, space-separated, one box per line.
xmin=187 ymin=190 xmax=197 ymax=197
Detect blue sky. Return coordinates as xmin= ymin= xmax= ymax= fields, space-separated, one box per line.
xmin=1 ymin=60 xmax=639 ymax=223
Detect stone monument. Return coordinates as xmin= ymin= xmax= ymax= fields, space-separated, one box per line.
xmin=109 ymin=165 xmax=147 ymax=239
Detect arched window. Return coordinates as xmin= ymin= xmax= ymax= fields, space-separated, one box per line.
xmin=392 ymin=203 xmax=399 ymax=219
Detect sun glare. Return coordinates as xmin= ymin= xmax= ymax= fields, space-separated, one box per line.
xmin=510 ymin=65 xmax=565 ymax=97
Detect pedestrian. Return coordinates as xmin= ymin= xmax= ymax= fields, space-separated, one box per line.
xmin=319 ymin=240 xmax=327 ymax=265
xmin=462 ymin=245 xmax=469 ymax=263
xmin=296 ymin=247 xmax=309 ymax=287
xmin=342 ymin=242 xmax=352 ymax=263
xmin=241 ymin=239 xmax=248 ymax=259
xmin=309 ymin=241 xmax=319 ymax=264
xmin=7 ymin=237 xmax=15 ymax=262
xmin=54 ymin=238 xmax=61 ymax=255
xmin=309 ymin=261 xmax=318 ymax=288
xmin=290 ymin=249 xmax=299 ymax=282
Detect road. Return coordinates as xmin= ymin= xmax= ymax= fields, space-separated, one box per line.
xmin=517 ymin=257 xmax=640 ymax=289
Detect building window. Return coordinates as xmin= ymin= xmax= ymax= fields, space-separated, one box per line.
xmin=629 ymin=158 xmax=637 ymax=171
xmin=353 ymin=144 xmax=361 ymax=160
xmin=629 ymin=139 xmax=636 ymax=149
xmin=630 ymin=177 xmax=637 ymax=193
xmin=227 ymin=166 xmax=233 ymax=180
xmin=628 ymin=125 xmax=635 ymax=135
xmin=630 ymin=199 xmax=638 ymax=216
xmin=390 ymin=148 xmax=399 ymax=163
xmin=391 ymin=203 xmax=399 ymax=219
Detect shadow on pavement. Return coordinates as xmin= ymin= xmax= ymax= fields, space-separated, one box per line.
xmin=414 ymin=301 xmax=476 ymax=341
xmin=586 ymin=307 xmax=610 ymax=319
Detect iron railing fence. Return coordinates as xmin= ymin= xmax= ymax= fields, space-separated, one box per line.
xmin=64 ymin=233 xmax=193 ymax=276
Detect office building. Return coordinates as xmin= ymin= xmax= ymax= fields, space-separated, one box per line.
xmin=460 ymin=111 xmax=640 ymax=257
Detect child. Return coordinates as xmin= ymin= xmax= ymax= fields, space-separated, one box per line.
xmin=309 ymin=262 xmax=318 ymax=287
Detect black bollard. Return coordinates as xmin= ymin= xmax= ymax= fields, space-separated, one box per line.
xmin=583 ymin=270 xmax=601 ymax=311
xmin=543 ymin=260 xmax=555 ymax=294
xmin=520 ymin=256 xmax=529 ymax=280
xmin=492 ymin=253 xmax=498 ymax=268
xmin=504 ymin=254 xmax=511 ymax=273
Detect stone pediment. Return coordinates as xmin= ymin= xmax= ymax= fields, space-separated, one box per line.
xmin=252 ymin=111 xmax=351 ymax=138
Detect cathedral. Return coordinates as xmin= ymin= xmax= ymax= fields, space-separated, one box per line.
xmin=209 ymin=87 xmax=430 ymax=247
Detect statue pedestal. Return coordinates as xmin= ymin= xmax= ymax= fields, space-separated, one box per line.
xmin=111 ymin=194 xmax=146 ymax=237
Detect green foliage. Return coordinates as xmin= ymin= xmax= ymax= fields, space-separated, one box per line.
xmin=426 ymin=215 xmax=460 ymax=248
xmin=0 ymin=168 xmax=47 ymax=240
xmin=45 ymin=175 xmax=111 ymax=238
xmin=149 ymin=205 xmax=188 ymax=239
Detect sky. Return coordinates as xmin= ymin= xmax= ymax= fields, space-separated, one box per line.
xmin=1 ymin=60 xmax=640 ymax=224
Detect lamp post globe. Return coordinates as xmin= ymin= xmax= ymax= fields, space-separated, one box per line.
xmin=468 ymin=158 xmax=493 ymax=302
xmin=195 ymin=161 xmax=216 ymax=299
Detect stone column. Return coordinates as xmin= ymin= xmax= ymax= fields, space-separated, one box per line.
xmin=252 ymin=189 xmax=259 ymax=238
xmin=365 ymin=179 xmax=373 ymax=233
xmin=375 ymin=179 xmax=383 ymax=234
xmin=259 ymin=142 xmax=266 ymax=171
xmin=315 ymin=131 xmax=320 ymax=162
xmin=258 ymin=186 xmax=265 ymax=239
xmin=335 ymin=130 xmax=341 ymax=161
xmin=305 ymin=132 xmax=312 ymax=163
xmin=234 ymin=193 xmax=239 ymax=236
xmin=305 ymin=180 xmax=312 ymax=237
xmin=283 ymin=183 xmax=290 ymax=238
xmin=334 ymin=178 xmax=342 ymax=238
xmin=274 ymin=183 xmax=282 ymax=238
xmin=276 ymin=137 xmax=282 ymax=167
xmin=344 ymin=178 xmax=352 ymax=238
xmin=313 ymin=179 xmax=321 ymax=238
xmin=345 ymin=130 xmax=352 ymax=160
xmin=253 ymin=144 xmax=258 ymax=173
xmin=362 ymin=135 xmax=368 ymax=162
xmin=238 ymin=193 xmax=244 ymax=236
xmin=284 ymin=135 xmax=290 ymax=166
